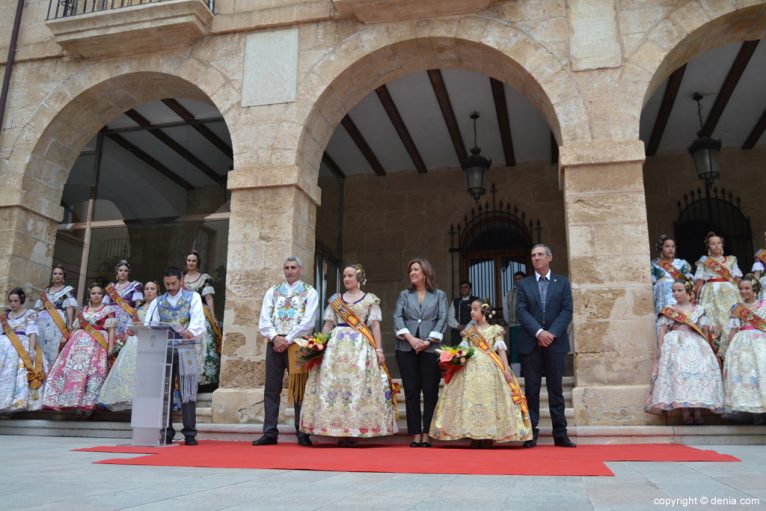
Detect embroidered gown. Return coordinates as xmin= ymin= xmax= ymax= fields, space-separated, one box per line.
xmin=102 ymin=281 xmax=143 ymax=341
xmin=694 ymin=256 xmax=742 ymax=330
xmin=97 ymin=303 xmax=151 ymax=411
xmin=750 ymin=252 xmax=766 ymax=301
xmin=650 ymin=258 xmax=693 ymax=315
xmin=182 ymin=273 xmax=220 ymax=386
xmin=721 ymin=301 xmax=766 ymax=414
xmin=645 ymin=305 xmax=723 ymax=414
xmin=43 ymin=305 xmax=116 ymax=411
xmin=0 ymin=310 xmax=48 ymax=412
xmin=300 ymin=293 xmax=397 ymax=438
xmin=430 ymin=324 xmax=533 ymax=443
xmin=34 ymin=286 xmax=77 ymax=365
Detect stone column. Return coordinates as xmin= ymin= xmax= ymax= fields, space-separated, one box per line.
xmin=560 ymin=140 xmax=663 ymax=426
xmin=212 ymin=165 xmax=319 ymax=423
xmin=0 ymin=205 xmax=59 ymax=305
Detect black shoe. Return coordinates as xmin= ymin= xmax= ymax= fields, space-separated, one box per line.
xmin=420 ymin=441 xmax=432 ymax=447
xmin=522 ymin=439 xmax=536 ymax=448
xmin=184 ymin=436 xmax=198 ymax=446
xmin=410 ymin=441 xmax=422 ymax=447
xmin=553 ymin=436 xmax=576 ymax=448
xmin=252 ymin=435 xmax=278 ymax=446
xmin=297 ymin=435 xmax=312 ymax=447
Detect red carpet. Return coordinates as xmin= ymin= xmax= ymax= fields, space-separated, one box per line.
xmin=75 ymin=441 xmax=739 ymax=476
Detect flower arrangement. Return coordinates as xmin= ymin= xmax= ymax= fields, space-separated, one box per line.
xmin=111 ymin=338 xmax=125 ymax=358
xmin=436 ymin=345 xmax=475 ymax=384
xmin=294 ymin=332 xmax=330 ymax=370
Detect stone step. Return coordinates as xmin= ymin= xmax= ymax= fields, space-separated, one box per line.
xmin=2 ymin=420 xmax=764 ymax=445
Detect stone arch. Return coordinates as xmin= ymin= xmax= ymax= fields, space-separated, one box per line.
xmin=620 ymin=1 xmax=766 ymax=142
xmin=294 ymin=16 xmax=587 ymax=188
xmin=9 ymin=62 xmax=239 ymax=222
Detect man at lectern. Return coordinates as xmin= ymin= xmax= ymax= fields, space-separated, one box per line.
xmin=144 ymin=266 xmax=206 ymax=446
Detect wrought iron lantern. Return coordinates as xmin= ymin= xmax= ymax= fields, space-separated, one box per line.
xmin=461 ymin=112 xmax=492 ymax=202
xmin=687 ymin=92 xmax=721 ymax=189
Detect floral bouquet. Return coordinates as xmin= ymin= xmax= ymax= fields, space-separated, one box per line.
xmin=111 ymin=338 xmax=125 ymax=358
xmin=294 ymin=332 xmax=330 ymax=370
xmin=436 ymin=345 xmax=475 ymax=384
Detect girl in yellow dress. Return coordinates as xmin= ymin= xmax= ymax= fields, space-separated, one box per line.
xmin=693 ymin=231 xmax=742 ymax=332
xmin=430 ymin=299 xmax=532 ymax=447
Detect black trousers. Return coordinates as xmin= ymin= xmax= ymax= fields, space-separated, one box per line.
xmin=395 ymin=349 xmax=440 ymax=435
xmin=520 ymin=345 xmax=567 ymax=439
xmin=164 ymin=348 xmax=196 ymax=442
xmin=263 ymin=342 xmax=304 ymax=438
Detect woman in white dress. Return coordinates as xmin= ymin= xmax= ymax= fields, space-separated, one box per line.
xmin=0 ymin=288 xmax=47 ymax=412
xmin=646 ymin=279 xmax=724 ymax=424
xmin=751 ymin=232 xmax=766 ymax=300
xmin=102 ymin=259 xmax=143 ymax=343
xmin=693 ymin=232 xmax=742 ymax=333
xmin=720 ymin=274 xmax=766 ymax=422
xmin=98 ymin=280 xmax=159 ymax=411
xmin=650 ymin=235 xmax=693 ymax=315
xmin=34 ymin=265 xmax=77 ymax=366
xmin=181 ymin=250 xmax=220 ymax=386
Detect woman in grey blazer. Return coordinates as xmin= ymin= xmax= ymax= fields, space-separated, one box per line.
xmin=393 ymin=258 xmax=448 ymax=447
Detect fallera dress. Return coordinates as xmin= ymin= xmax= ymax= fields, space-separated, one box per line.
xmin=694 ymin=256 xmax=742 ymax=330
xmin=650 ymin=258 xmax=693 ymax=315
xmin=721 ymin=301 xmax=766 ymax=414
xmin=97 ymin=303 xmax=151 ymax=411
xmin=645 ymin=305 xmax=723 ymax=414
xmin=430 ymin=324 xmax=533 ymax=443
xmin=0 ymin=309 xmax=48 ymax=412
xmin=300 ymin=293 xmax=397 ymax=438
xmin=182 ymin=272 xmax=220 ymax=386
xmin=102 ymin=281 xmax=143 ymax=341
xmin=43 ymin=305 xmax=116 ymax=411
xmin=34 ymin=286 xmax=77 ymax=366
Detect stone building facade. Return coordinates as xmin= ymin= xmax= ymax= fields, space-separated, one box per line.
xmin=1 ymin=0 xmax=765 ymax=427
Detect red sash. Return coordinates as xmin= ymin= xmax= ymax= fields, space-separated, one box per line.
xmin=731 ymin=303 xmax=766 ymax=332
xmin=106 ymin=283 xmax=136 ymax=318
xmin=329 ymin=294 xmax=398 ymax=409
xmin=1 ymin=312 xmax=46 ymax=398
xmin=463 ymin=324 xmax=528 ymax=415
xmin=658 ymin=259 xmax=683 ymax=281
xmin=702 ymin=257 xmax=737 ymax=285
xmin=659 ymin=306 xmax=706 ymax=339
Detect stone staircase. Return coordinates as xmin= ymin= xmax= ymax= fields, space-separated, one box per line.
xmin=3 ymin=378 xmax=766 ymax=445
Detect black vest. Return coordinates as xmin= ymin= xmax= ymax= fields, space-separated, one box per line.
xmin=452 ymin=295 xmax=477 ymax=326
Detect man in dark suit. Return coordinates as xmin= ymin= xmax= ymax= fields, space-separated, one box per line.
xmin=515 ymin=243 xmax=575 ymax=448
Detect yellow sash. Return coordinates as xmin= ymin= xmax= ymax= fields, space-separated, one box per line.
xmin=41 ymin=289 xmax=70 ymax=340
xmin=463 ymin=324 xmax=528 ymax=415
xmin=329 ymin=294 xmax=398 ymax=410
xmin=203 ymin=305 xmax=222 ymax=353
xmin=106 ymin=283 xmax=136 ymax=318
xmin=1 ymin=312 xmax=46 ymax=399
xmin=702 ymin=257 xmax=737 ymax=285
xmin=659 ymin=306 xmax=707 ymax=338
xmin=731 ymin=303 xmax=766 ymax=332
xmin=78 ymin=312 xmax=109 ymax=352
xmin=658 ymin=259 xmax=683 ymax=281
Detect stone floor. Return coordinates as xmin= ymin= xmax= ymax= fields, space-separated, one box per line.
xmin=1 ymin=436 xmax=765 ymax=511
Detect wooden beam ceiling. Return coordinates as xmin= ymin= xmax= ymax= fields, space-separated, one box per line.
xmin=699 ymin=40 xmax=760 ymax=137
xmin=375 ymin=84 xmax=427 ymax=173
xmin=742 ymin=107 xmax=766 ymax=149
xmin=322 ymin=152 xmax=346 ymax=179
xmin=427 ymin=69 xmax=467 ymax=162
xmin=489 ymin=77 xmax=516 ymax=167
xmin=161 ymin=98 xmax=233 ymax=159
xmin=646 ymin=64 xmax=686 ymax=156
xmin=124 ymin=109 xmax=226 ymax=186
xmin=106 ymin=133 xmax=195 ymax=191
xmin=341 ymin=114 xmax=386 ymax=176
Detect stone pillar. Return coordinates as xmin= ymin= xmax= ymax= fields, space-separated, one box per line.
xmin=212 ymin=166 xmax=319 ymax=423
xmin=0 ymin=205 xmax=59 ymax=306
xmin=560 ymin=140 xmax=663 ymax=426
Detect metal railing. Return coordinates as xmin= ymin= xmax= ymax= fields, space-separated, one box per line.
xmin=47 ymin=0 xmax=215 ymax=20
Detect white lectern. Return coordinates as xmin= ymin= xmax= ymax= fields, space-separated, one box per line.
xmin=130 ymin=325 xmax=197 ymax=446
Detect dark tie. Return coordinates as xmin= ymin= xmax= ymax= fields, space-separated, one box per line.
xmin=538 ymin=276 xmax=548 ymax=313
